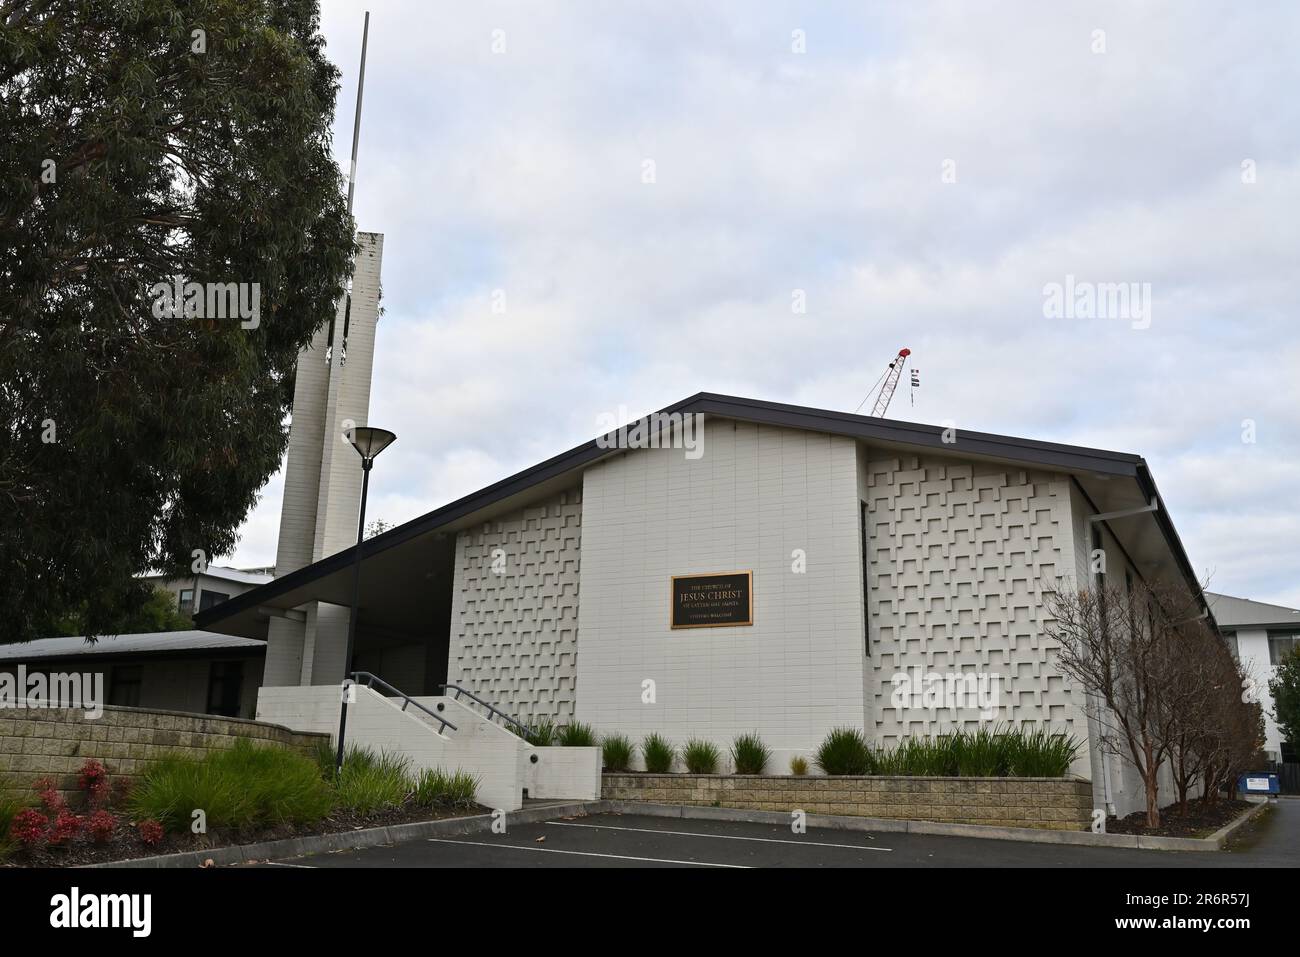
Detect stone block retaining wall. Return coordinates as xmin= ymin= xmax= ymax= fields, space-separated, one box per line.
xmin=0 ymin=705 xmax=329 ymax=800
xmin=602 ymin=773 xmax=1094 ymax=829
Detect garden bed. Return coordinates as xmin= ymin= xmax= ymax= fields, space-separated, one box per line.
xmin=1 ymin=802 xmax=489 ymax=867
xmin=1 ymin=742 xmax=484 ymax=868
xmin=1104 ymin=798 xmax=1255 ymax=839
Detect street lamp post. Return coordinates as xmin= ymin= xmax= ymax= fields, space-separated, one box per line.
xmin=334 ymin=425 xmax=397 ymax=775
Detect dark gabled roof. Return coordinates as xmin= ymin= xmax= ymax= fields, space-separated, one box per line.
xmin=196 ymin=392 xmax=1207 ymax=635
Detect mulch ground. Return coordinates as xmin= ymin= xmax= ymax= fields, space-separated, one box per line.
xmin=1104 ymin=798 xmax=1254 ymax=838
xmin=2 ymin=804 xmax=490 ymax=868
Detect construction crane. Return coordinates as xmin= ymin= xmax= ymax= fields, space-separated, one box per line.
xmin=855 ymin=348 xmax=912 ymax=418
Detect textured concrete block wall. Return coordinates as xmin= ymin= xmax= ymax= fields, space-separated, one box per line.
xmin=864 ymin=452 xmax=1088 ymax=750
xmin=0 ymin=706 xmax=328 ymax=800
xmin=602 ymin=773 xmax=1094 ymax=829
xmin=576 ymin=419 xmax=868 ymax=751
xmin=448 ymin=488 xmax=583 ymax=724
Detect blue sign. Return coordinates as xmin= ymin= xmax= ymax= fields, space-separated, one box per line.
xmin=1238 ymin=773 xmax=1280 ymax=795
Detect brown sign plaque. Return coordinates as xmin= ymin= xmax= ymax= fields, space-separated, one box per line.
xmin=670 ymin=571 xmax=753 ymax=629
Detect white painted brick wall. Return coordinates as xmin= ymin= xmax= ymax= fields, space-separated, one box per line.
xmin=574 ymin=418 xmax=868 ymax=760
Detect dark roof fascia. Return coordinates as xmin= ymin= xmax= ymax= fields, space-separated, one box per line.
xmin=196 ymin=392 xmax=1163 ymax=631
xmin=0 ymin=645 xmax=265 ymax=668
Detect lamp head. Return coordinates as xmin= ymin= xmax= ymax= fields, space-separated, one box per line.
xmin=346 ymin=426 xmax=397 ymax=461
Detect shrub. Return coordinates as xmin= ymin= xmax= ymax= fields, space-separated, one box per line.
xmin=1007 ymin=726 xmax=1081 ymax=777
xmin=518 ymin=718 xmax=556 ymax=747
xmin=815 ymin=727 xmax=874 ymax=775
xmin=642 ymin=734 xmax=676 ymax=773
xmin=78 ymin=759 xmax=110 ymax=807
xmin=730 ymin=732 xmax=771 ymax=775
xmin=9 ymin=808 xmax=47 ymax=847
xmin=412 ymin=769 xmax=479 ymax=810
xmin=137 ymin=820 xmax=164 ymax=846
xmin=49 ymin=810 xmax=82 ymax=846
xmin=683 ymin=739 xmax=721 ymax=774
xmin=789 ymin=756 xmax=809 ymax=776
xmin=34 ymin=777 xmax=65 ymax=813
xmin=557 ymin=722 xmax=596 ymax=747
xmin=601 ymin=734 xmax=634 ymax=772
xmin=130 ymin=739 xmax=334 ymax=831
xmin=87 ymin=809 xmax=117 ymax=844
xmin=334 ymin=747 xmax=413 ymax=814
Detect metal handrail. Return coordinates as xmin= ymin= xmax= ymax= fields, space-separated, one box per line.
xmin=348 ymin=672 xmax=457 ymax=734
xmin=438 ymin=682 xmax=534 ymax=738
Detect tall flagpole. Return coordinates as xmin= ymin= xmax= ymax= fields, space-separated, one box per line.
xmin=346 ymin=11 xmax=370 ymax=217
xmin=335 ymin=10 xmax=371 ymax=776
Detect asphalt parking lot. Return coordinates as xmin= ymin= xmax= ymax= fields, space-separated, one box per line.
xmin=254 ymin=798 xmax=1296 ymax=869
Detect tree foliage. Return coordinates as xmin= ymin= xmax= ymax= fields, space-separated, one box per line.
xmin=1269 ymin=647 xmax=1300 ymax=754
xmin=0 ymin=0 xmax=354 ymax=641
xmin=52 ymin=585 xmax=193 ymax=637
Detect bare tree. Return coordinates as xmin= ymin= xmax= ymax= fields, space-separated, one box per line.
xmin=1166 ymin=620 xmax=1232 ymax=815
xmin=1043 ymin=578 xmax=1206 ymax=827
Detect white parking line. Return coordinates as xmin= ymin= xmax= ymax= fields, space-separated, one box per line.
xmin=545 ymin=821 xmax=893 ymax=852
xmin=263 ymin=860 xmax=316 ymax=868
xmin=425 ymin=837 xmax=751 ymax=868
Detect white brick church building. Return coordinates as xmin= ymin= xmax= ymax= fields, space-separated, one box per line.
xmin=199 ymin=393 xmax=1215 ymax=818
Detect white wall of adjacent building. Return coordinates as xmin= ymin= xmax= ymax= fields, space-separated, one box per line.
xmin=1231 ymin=629 xmax=1285 ymax=760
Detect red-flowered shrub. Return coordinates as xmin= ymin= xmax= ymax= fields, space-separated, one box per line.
xmin=48 ymin=810 xmax=82 ymax=846
xmin=77 ymin=760 xmax=110 ymax=807
xmin=33 ymin=777 xmax=65 ymax=813
xmin=87 ymin=810 xmax=117 ymax=844
xmin=137 ymin=820 xmax=164 ymax=846
xmin=9 ymin=808 xmax=48 ymax=847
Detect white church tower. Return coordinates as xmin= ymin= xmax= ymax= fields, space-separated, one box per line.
xmin=263 ymin=233 xmax=385 ymax=687
xmin=263 ymin=13 xmax=383 ymax=687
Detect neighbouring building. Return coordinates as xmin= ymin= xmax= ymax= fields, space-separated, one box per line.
xmin=0 ymin=631 xmax=265 ymax=719
xmin=197 ymin=393 xmax=1221 ymax=818
xmin=141 ymin=565 xmax=274 ymax=617
xmin=1208 ymin=591 xmax=1300 ymax=762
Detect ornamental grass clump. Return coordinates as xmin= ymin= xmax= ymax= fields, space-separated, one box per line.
xmin=642 ymin=733 xmax=676 ymax=773
xmin=130 ymin=739 xmax=333 ymax=831
xmin=730 ymin=732 xmax=771 ymax=775
xmin=601 ymin=733 xmax=634 ymax=772
xmin=557 ymin=722 xmax=596 ymax=747
xmin=333 ymin=747 xmax=414 ymax=814
xmin=814 ymin=727 xmax=874 ymax=775
xmin=519 ymin=718 xmax=556 ymax=747
xmin=411 ymin=769 xmax=479 ymax=810
xmin=683 ymin=739 xmax=721 ymax=774
xmin=1007 ymin=726 xmax=1081 ymax=777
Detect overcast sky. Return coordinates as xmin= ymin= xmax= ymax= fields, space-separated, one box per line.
xmin=228 ymin=0 xmax=1299 ymax=609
